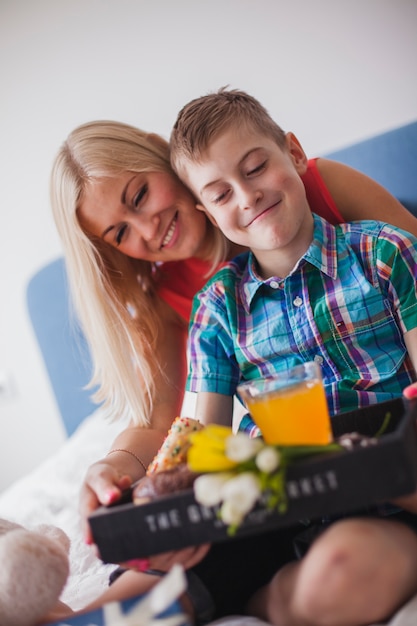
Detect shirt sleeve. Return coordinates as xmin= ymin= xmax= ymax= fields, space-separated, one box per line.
xmin=186 ymin=280 xmax=241 ymax=396
xmin=376 ymin=225 xmax=417 ymax=333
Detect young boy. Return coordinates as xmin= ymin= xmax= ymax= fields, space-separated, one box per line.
xmin=170 ymin=88 xmax=417 ymax=626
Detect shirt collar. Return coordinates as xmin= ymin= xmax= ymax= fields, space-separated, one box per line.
xmin=239 ymin=213 xmax=339 ymax=312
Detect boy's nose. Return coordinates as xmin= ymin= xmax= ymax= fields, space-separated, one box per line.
xmin=238 ymin=185 xmax=263 ymax=210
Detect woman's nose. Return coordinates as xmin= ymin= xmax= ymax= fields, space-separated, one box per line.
xmin=133 ymin=214 xmax=160 ymax=241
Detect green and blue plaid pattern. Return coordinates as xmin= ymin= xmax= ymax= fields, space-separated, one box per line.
xmin=187 ymin=214 xmax=417 ymax=424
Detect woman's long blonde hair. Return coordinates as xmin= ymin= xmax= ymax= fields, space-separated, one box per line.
xmin=50 ymin=120 xmax=225 ymax=426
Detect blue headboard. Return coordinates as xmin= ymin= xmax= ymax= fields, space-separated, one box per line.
xmin=26 ymin=121 xmax=417 ymax=436
xmin=26 ymin=258 xmax=97 ymax=436
xmin=324 ymin=121 xmax=417 ymax=217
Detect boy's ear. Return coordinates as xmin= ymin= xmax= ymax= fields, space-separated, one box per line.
xmin=196 ymin=203 xmax=219 ymax=228
xmin=285 ymin=132 xmax=308 ymax=175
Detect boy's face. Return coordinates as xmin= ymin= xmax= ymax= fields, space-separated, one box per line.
xmin=181 ymin=126 xmax=314 ymax=276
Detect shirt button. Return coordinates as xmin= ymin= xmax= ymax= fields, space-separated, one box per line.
xmin=314 ymin=355 xmax=324 ymax=365
xmin=293 ymin=296 xmax=303 ymax=307
xmin=270 ymin=280 xmax=279 ymax=289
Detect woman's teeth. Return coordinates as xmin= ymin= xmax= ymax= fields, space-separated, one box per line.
xmin=162 ymin=215 xmax=177 ymax=247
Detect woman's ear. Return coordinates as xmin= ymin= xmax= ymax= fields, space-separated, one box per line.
xmin=196 ymin=203 xmax=219 ymax=228
xmin=285 ymin=132 xmax=308 ymax=175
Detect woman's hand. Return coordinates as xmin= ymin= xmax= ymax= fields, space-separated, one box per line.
xmin=122 ymin=544 xmax=211 ymax=574
xmin=80 ymin=425 xmax=168 ymax=543
xmin=79 ymin=312 xmax=188 ymax=541
xmin=79 ymin=459 xmax=133 ymax=544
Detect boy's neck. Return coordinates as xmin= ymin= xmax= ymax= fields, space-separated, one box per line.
xmin=254 ymin=251 xmax=304 ymax=280
xmin=253 ymin=214 xmax=315 ymax=280
xmin=225 ymin=240 xmax=311 ymax=279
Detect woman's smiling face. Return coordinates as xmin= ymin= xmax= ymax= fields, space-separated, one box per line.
xmin=78 ymin=170 xmax=210 ymax=263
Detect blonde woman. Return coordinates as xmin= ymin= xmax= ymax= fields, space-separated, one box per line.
xmin=51 ymin=119 xmax=417 ymax=544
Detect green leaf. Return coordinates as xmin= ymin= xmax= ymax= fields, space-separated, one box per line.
xmin=374 ymin=412 xmax=392 ymax=438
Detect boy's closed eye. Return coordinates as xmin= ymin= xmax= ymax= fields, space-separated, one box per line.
xmin=245 ymin=159 xmax=267 ymax=177
xmin=212 ymin=188 xmax=231 ymax=205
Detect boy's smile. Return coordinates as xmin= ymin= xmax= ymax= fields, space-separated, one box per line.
xmin=182 ymin=126 xmax=314 ymax=278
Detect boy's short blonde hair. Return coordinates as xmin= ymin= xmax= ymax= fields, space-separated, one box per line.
xmin=170 ymin=87 xmax=287 ymax=175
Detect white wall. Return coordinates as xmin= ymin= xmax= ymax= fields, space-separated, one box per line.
xmin=1 ymin=0 xmax=416 ymax=492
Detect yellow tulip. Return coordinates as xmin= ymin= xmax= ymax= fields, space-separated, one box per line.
xmin=190 ymin=424 xmax=233 ymax=445
xmin=188 ymin=424 xmax=237 ymax=472
xmin=188 ymin=446 xmax=238 ymax=472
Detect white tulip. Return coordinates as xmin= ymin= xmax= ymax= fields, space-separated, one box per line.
xmin=193 ymin=473 xmax=234 ymax=507
xmin=225 ymin=432 xmax=263 ymax=462
xmin=255 ymin=447 xmax=280 ymax=474
xmin=220 ymin=499 xmax=247 ymax=526
xmin=220 ymin=472 xmax=261 ymax=516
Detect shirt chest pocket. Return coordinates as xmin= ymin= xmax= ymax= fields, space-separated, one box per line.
xmin=324 ymin=298 xmax=406 ymax=381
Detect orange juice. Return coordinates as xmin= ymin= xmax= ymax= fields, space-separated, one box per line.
xmin=238 ymin=362 xmax=332 ymax=446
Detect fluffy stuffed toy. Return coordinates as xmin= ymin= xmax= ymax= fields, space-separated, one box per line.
xmin=0 ymin=518 xmax=70 ymax=626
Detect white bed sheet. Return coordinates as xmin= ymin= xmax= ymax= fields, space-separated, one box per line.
xmin=1 ymin=408 xmax=417 ymax=625
xmin=0 ymin=408 xmax=124 ymax=610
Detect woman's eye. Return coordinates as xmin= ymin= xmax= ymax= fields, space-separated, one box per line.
xmin=133 ymin=184 xmax=148 ymax=208
xmin=116 ymin=224 xmax=128 ymax=245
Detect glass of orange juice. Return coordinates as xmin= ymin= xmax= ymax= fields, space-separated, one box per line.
xmin=237 ymin=362 xmax=332 ymax=446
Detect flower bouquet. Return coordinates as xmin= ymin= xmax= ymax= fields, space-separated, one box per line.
xmin=188 ymin=425 xmax=342 ymax=534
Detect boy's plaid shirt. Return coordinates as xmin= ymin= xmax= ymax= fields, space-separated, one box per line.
xmin=187 ymin=214 xmax=417 ymax=419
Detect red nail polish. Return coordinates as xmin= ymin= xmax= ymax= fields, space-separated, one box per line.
xmin=404 ymin=385 xmax=417 ymax=399
xmin=125 ymin=558 xmax=150 ymax=572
